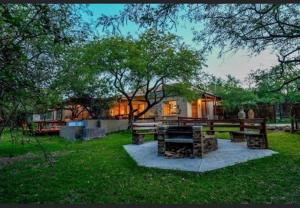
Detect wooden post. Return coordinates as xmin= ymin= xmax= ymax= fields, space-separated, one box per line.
xmin=213 ymin=98 xmax=216 ymax=119
xmin=205 ymin=100 xmax=208 ymax=119
xmin=240 ymin=119 xmax=245 ymax=132
xmin=261 ymin=119 xmax=267 ymax=136
xmin=118 ymin=101 xmax=121 ymax=116
xmin=261 ymin=119 xmax=268 ymax=149
xmin=273 ymin=104 xmax=276 ymax=123
xmin=291 ymin=105 xmax=295 ymax=133
xmin=208 ymin=121 xmax=214 ymax=135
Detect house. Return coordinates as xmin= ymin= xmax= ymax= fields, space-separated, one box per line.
xmin=109 ymin=89 xmax=223 ymax=120
xmin=32 ymin=89 xmax=223 ymax=122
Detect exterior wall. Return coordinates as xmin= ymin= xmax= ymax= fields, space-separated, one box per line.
xmin=144 ymin=106 xmax=156 ymax=118
xmin=174 ymin=99 xmax=214 ymax=119
xmin=62 ymin=109 xmax=72 ymax=120
xmin=207 ymin=101 xmax=214 ymax=120
xmin=99 ymin=119 xmax=128 ymax=133
xmin=33 ymin=105 xmax=90 ymax=122
xmin=154 ymin=96 xmax=188 ymax=119
xmin=61 ymin=105 xmax=90 ymax=120
xmin=32 ymin=112 xmax=55 ymax=121
xmin=186 ymin=101 xmax=192 ymax=117
xmin=32 ymin=114 xmax=41 ymax=121
xmin=108 ymin=98 xmax=146 ymax=118
xmin=32 ymin=94 xmax=221 ymax=121
xmin=197 ymin=99 xmax=202 ymax=118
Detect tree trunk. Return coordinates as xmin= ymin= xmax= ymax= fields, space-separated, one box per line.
xmin=127 ymin=103 xmax=134 ymax=130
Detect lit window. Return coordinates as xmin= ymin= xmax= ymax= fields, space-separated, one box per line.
xmin=163 ymin=100 xmax=177 ymax=116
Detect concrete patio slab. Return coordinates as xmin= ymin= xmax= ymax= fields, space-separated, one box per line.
xmin=123 ymin=139 xmax=278 ymax=173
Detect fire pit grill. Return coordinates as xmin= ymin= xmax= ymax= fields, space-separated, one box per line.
xmin=157 ymin=125 xmax=218 ymax=158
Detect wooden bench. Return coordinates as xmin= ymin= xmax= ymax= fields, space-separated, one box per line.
xmin=132 ymin=122 xmax=162 ymax=145
xmin=172 ymin=117 xmax=269 ymax=149
xmin=230 ymin=131 xmax=268 ymax=149
xmin=229 ymin=119 xmax=268 ymax=149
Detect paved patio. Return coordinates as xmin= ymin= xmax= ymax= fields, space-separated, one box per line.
xmin=123 ymin=139 xmax=278 ymax=173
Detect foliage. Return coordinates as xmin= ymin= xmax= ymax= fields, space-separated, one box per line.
xmin=0 ymin=130 xmax=300 ymax=203
xmin=195 ymin=68 xmax=300 ymax=116
xmin=98 ymin=4 xmax=300 ymax=91
xmin=196 ymin=74 xmax=258 ymax=113
xmin=248 ymin=64 xmax=300 ymax=104
xmin=53 ymin=44 xmax=116 ymax=119
xmin=0 ymin=4 xmax=91 ymax=135
xmin=77 ymin=29 xmax=203 ymax=127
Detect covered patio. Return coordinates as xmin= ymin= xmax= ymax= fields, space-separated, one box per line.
xmin=123 ymin=139 xmax=277 ymax=173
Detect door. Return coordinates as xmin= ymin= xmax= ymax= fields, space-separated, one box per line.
xmin=191 ymin=101 xmax=198 ymax=118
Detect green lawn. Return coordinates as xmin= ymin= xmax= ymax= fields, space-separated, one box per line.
xmin=0 ymin=129 xmax=300 ymax=204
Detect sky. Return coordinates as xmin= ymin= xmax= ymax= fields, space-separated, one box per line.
xmin=83 ymin=4 xmax=278 ymax=83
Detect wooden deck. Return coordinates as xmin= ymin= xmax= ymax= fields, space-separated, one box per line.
xmin=34 ymin=120 xmax=66 ymax=135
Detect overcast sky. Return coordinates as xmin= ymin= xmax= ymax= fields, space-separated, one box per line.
xmin=84 ymin=4 xmax=278 ymax=83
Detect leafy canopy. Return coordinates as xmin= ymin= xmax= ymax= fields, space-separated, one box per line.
xmin=76 ymin=29 xmax=204 ymax=123
xmin=0 ymin=4 xmax=91 ymax=133
xmin=98 ymin=4 xmax=300 ymax=91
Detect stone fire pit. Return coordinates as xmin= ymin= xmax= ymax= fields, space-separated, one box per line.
xmin=157 ymin=125 xmax=218 ymax=158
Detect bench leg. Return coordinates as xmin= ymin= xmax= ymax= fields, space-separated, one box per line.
xmin=132 ymin=134 xmax=144 ymax=145
xmin=230 ymin=133 xmax=246 ymax=142
xmin=246 ymin=135 xmax=268 ymax=149
xmin=192 ymin=127 xmax=204 ymax=158
xmin=157 ymin=135 xmax=165 ymax=156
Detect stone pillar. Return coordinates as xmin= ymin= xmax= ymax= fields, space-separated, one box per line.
xmin=132 ymin=133 xmax=144 ymax=145
xmin=248 ymin=109 xmax=255 ymax=119
xmin=157 ymin=125 xmax=168 ymax=156
xmin=192 ymin=126 xmax=204 ymax=157
xmin=238 ymin=108 xmax=246 ymax=119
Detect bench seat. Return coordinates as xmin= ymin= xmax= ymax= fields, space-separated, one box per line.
xmin=165 ymin=138 xmax=194 ymax=143
xmin=229 ymin=131 xmax=268 ymax=149
xmin=132 ymin=122 xmax=162 ymax=144
xmin=230 ymin=131 xmax=261 ymax=136
xmin=132 ymin=131 xmax=156 ymax=135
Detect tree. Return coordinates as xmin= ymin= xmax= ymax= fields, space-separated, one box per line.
xmin=0 ymin=4 xmax=91 ymax=137
xmin=53 ymin=45 xmax=115 ymax=119
xmin=98 ymin=4 xmax=300 ymax=91
xmin=79 ymin=29 xmax=203 ymax=128
xmin=247 ymin=64 xmax=300 ymax=104
xmin=196 ymin=73 xmax=258 ymax=116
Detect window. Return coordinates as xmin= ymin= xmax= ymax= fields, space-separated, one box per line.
xmin=133 ymin=103 xmax=144 ymax=115
xmin=46 ymin=111 xmax=52 ymax=120
xmin=163 ymin=100 xmax=177 ymax=116
xmin=56 ymin=109 xmax=62 ymax=120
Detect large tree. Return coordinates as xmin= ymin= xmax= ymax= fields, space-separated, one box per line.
xmin=98 ymin=4 xmax=300 ymax=91
xmin=0 ymin=4 xmax=90 ymax=136
xmin=79 ymin=29 xmax=203 ymax=128
xmin=53 ymin=45 xmax=115 ymax=119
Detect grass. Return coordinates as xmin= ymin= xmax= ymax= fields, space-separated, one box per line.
xmin=0 ymin=129 xmax=300 ymax=204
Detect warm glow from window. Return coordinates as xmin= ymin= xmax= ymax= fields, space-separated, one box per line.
xmin=163 ymin=100 xmax=177 ymax=116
